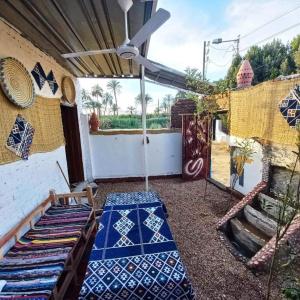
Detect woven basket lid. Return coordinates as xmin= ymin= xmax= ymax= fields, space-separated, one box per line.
xmin=0 ymin=57 xmax=35 ymax=108
xmin=62 ymin=76 xmax=76 ymax=104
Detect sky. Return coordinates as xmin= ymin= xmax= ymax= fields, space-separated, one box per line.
xmin=80 ymin=0 xmax=300 ymax=114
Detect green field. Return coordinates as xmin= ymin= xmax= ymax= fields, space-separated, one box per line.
xmin=100 ymin=114 xmax=170 ymax=129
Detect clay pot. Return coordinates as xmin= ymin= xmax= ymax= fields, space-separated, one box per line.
xmin=236 ymin=60 xmax=254 ymax=88
xmin=89 ymin=112 xmax=100 ymax=132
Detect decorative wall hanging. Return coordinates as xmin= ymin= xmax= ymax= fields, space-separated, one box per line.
xmin=62 ymin=76 xmax=76 ymax=104
xmin=0 ymin=57 xmax=35 ymax=108
xmin=236 ymin=59 xmax=254 ymax=89
xmin=279 ymin=84 xmax=300 ymax=128
xmin=182 ymin=114 xmax=210 ymax=180
xmin=31 ymin=63 xmax=58 ymax=94
xmin=31 ymin=62 xmax=47 ymax=90
xmin=46 ymin=70 xmax=58 ymax=95
xmin=6 ymin=114 xmax=35 ymax=160
xmin=0 ymin=88 xmax=64 ymax=165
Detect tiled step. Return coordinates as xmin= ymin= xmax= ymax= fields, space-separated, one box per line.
xmin=244 ymin=205 xmax=277 ymax=238
xmin=230 ymin=218 xmax=269 ymax=255
xmin=258 ymin=193 xmax=295 ymax=223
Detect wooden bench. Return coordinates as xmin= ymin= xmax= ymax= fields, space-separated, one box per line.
xmin=0 ymin=186 xmax=98 ymax=300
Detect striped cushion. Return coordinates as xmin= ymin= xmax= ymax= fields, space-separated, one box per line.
xmin=0 ymin=204 xmax=91 ymax=299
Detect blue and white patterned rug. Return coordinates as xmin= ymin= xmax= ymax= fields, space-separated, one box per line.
xmin=79 ymin=192 xmax=194 ymax=300
xmin=104 ymin=191 xmax=168 ymax=215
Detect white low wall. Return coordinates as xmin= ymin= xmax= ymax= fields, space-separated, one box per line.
xmin=90 ymin=132 xmax=182 ymax=179
xmin=0 ymin=146 xmax=69 ymax=238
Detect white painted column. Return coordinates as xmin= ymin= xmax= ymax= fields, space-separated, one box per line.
xmin=140 ymin=66 xmax=149 ymax=191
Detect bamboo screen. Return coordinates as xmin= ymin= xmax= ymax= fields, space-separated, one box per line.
xmin=229 ymin=78 xmax=300 ymax=146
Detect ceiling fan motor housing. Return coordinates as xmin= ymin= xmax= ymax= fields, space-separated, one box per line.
xmin=117 ymin=45 xmax=139 ymax=59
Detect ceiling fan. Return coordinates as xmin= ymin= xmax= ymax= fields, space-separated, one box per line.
xmin=61 ymin=0 xmax=170 ymax=72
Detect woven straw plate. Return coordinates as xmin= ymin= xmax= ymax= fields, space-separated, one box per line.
xmin=0 ymin=57 xmax=35 ymax=108
xmin=62 ymin=76 xmax=76 ymax=104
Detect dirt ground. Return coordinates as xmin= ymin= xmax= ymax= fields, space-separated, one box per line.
xmin=211 ymin=141 xmax=231 ymax=187
xmin=96 ymin=178 xmax=283 ymax=300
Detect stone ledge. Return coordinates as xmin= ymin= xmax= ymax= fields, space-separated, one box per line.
xmin=90 ymin=128 xmax=181 ymax=135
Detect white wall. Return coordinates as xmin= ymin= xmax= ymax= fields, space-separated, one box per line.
xmin=215 ymin=119 xmax=229 ymax=143
xmin=90 ymin=132 xmax=182 ymax=178
xmin=0 ymin=20 xmax=71 ymax=237
xmin=0 ymin=146 xmax=69 ymax=237
xmin=230 ymin=137 xmax=263 ymax=195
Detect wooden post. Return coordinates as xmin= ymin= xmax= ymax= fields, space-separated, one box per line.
xmin=203 ymin=113 xmax=212 ymax=201
xmin=49 ymin=189 xmax=56 ymax=206
xmin=86 ymin=185 xmax=96 ymax=220
xmin=86 ymin=186 xmax=94 ymax=206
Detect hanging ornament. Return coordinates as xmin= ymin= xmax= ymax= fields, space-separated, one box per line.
xmin=236 ymin=60 xmax=254 ymax=89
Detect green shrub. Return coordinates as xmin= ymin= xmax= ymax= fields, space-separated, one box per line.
xmin=149 ymin=123 xmax=162 ymax=129
xmin=99 ymin=115 xmax=169 ymax=129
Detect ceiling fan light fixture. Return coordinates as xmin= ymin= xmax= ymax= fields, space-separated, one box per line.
xmin=117 ymin=45 xmax=139 ymax=59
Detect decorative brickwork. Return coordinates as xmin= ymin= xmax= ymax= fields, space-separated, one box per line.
xmin=262 ymin=146 xmax=271 ymax=182
xmin=170 ymin=99 xmax=196 ymax=129
xmin=217 ymin=181 xmax=267 ymax=229
xmin=247 ymin=214 xmax=300 ymax=270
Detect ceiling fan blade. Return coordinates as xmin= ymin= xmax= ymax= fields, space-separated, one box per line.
xmin=130 ymin=8 xmax=170 ymax=48
xmin=62 ymin=49 xmax=116 ymax=58
xmin=133 ymin=55 xmax=159 ymax=72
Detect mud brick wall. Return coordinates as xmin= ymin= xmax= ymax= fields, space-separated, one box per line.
xmin=262 ymin=146 xmax=271 ymax=182
xmin=170 ymin=99 xmax=196 ymax=129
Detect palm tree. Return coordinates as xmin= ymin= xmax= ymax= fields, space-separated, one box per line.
xmin=81 ymin=89 xmax=93 ymax=113
xmin=107 ymin=80 xmax=121 ymax=116
xmin=175 ymin=90 xmax=187 ymax=100
xmin=162 ymin=94 xmax=174 ymax=114
xmin=91 ymin=84 xmax=103 ymax=116
xmin=127 ymin=106 xmax=136 ymax=116
xmin=102 ymin=92 xmax=113 ymax=115
xmin=155 ymin=99 xmax=160 ymax=115
xmin=94 ymin=101 xmax=103 ymax=117
xmin=135 ymin=93 xmax=153 ymax=112
xmin=160 ymin=101 xmax=168 ymax=114
xmin=84 ymin=100 xmax=98 ymax=113
xmin=111 ymin=103 xmax=119 ymax=116
xmin=81 ymin=88 xmax=90 ymax=102
xmin=154 ymin=107 xmax=160 ymax=115
xmin=91 ymin=84 xmax=103 ymax=101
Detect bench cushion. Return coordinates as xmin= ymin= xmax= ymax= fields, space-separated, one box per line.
xmin=0 ymin=204 xmax=91 ymax=299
